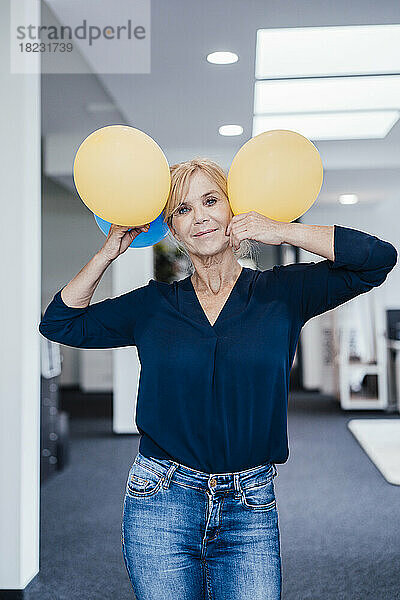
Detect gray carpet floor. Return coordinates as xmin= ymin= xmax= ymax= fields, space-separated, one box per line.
xmin=23 ymin=392 xmax=400 ymax=599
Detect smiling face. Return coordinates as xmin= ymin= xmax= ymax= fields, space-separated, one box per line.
xmin=167 ymin=170 xmax=233 ymax=261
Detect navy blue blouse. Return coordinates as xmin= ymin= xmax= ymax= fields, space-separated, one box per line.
xmin=39 ymin=225 xmax=397 ymax=473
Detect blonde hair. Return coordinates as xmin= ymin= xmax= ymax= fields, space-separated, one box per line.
xmin=162 ymin=157 xmax=258 ymax=272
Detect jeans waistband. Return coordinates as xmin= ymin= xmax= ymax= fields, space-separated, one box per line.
xmin=134 ymin=451 xmax=278 ymax=494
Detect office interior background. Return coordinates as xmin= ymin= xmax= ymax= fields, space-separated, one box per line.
xmin=1 ymin=0 xmax=400 ymax=598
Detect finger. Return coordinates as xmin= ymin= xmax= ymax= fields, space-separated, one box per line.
xmin=235 ymin=236 xmax=244 ymax=251
xmin=231 ymin=213 xmax=250 ymax=226
xmin=232 ymin=231 xmax=247 ymax=251
xmin=231 ymin=229 xmax=250 ymax=241
xmin=231 ymin=233 xmax=239 ymax=251
xmin=231 ymin=231 xmax=237 ymax=248
xmin=229 ymin=226 xmax=250 ymax=241
xmin=227 ymin=213 xmax=249 ymax=234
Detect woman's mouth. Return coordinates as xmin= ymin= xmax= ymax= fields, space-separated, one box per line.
xmin=193 ymin=229 xmax=218 ymax=237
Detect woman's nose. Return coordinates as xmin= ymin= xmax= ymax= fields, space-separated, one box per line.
xmin=194 ymin=217 xmax=209 ymax=225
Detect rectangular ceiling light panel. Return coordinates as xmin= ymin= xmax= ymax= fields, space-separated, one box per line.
xmin=255 ymin=25 xmax=400 ymax=79
xmin=254 ymin=75 xmax=400 ymax=114
xmin=252 ymin=111 xmax=399 ymax=140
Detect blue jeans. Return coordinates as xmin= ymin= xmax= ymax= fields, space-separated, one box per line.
xmin=121 ymin=451 xmax=282 ymax=599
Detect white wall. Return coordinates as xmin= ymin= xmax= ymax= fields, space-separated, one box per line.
xmin=0 ymin=0 xmax=41 ymax=590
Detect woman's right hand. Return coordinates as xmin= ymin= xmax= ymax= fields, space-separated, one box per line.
xmin=98 ymin=223 xmax=150 ymax=262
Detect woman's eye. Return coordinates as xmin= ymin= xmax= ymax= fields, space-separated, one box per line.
xmin=177 ymin=197 xmax=217 ymax=215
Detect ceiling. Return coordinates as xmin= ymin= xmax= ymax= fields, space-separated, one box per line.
xmin=41 ymin=0 xmax=400 ymax=206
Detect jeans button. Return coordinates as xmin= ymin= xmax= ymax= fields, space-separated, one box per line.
xmin=209 ymin=478 xmax=217 ymax=487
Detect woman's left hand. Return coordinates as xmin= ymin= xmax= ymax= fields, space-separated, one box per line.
xmin=226 ymin=211 xmax=285 ymax=250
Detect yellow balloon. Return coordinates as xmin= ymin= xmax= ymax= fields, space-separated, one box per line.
xmin=73 ymin=125 xmax=171 ymax=226
xmin=227 ymin=129 xmax=323 ymax=222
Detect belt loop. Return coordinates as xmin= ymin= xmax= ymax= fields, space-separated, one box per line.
xmin=233 ymin=473 xmax=240 ymax=494
xmin=271 ymin=463 xmax=278 ymax=478
xmin=163 ymin=462 xmax=179 ymax=489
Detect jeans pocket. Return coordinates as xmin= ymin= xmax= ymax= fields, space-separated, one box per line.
xmin=240 ymin=477 xmax=277 ymax=512
xmin=125 ymin=462 xmax=164 ymax=498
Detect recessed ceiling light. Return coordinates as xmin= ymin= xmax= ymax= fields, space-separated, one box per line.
xmin=219 ymin=125 xmax=243 ymax=136
xmin=207 ymin=51 xmax=238 ymax=64
xmin=339 ymin=194 xmax=359 ymax=205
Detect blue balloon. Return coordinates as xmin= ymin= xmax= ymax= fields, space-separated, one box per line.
xmin=93 ymin=211 xmax=169 ymax=248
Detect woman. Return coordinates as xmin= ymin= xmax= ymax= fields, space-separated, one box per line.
xmin=39 ymin=158 xmax=397 ymax=599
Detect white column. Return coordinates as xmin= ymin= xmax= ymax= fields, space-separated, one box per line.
xmin=0 ymin=0 xmax=41 ymax=591
xmin=112 ymin=247 xmax=154 ymax=433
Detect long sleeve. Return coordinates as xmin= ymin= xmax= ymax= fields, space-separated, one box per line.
xmin=38 ymin=282 xmax=151 ymax=349
xmin=274 ymin=224 xmax=398 ymax=324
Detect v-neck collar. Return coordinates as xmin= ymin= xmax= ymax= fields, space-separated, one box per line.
xmin=178 ymin=266 xmax=251 ymax=332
